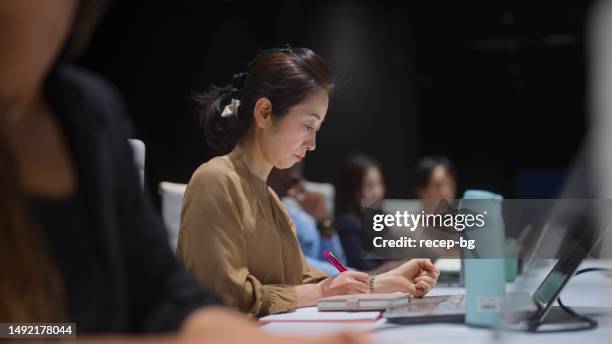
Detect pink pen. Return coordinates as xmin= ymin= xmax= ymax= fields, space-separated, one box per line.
xmin=323 ymin=250 xmax=348 ymax=272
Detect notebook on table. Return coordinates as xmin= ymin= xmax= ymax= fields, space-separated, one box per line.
xmin=317 ymin=293 xmax=412 ymax=311
xmin=259 ymin=306 xmax=382 ymax=323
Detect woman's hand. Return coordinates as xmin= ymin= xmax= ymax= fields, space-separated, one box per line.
xmin=288 ymin=188 xmax=330 ymax=223
xmin=374 ymin=259 xmax=439 ymax=297
xmin=295 ymin=271 xmax=369 ymax=308
xmin=319 ymin=271 xmax=370 ymax=297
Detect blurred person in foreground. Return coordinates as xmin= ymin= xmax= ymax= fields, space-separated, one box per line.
xmin=0 ymin=1 xmax=370 ymax=343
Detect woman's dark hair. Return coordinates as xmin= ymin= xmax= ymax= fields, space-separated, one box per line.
xmin=414 ymin=155 xmax=457 ymax=190
xmin=63 ymin=0 xmax=110 ymax=59
xmin=334 ymin=155 xmax=382 ymax=217
xmin=195 ymin=46 xmax=335 ymax=154
xmin=0 ymin=129 xmax=65 ymax=322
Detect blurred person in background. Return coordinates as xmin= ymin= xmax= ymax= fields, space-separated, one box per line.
xmin=334 ymin=155 xmax=394 ymax=271
xmin=413 ymin=156 xmax=460 ymax=258
xmin=414 ymin=155 xmax=457 ymax=213
xmin=268 ymin=162 xmax=349 ymax=276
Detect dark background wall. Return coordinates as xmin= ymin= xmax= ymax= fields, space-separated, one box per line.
xmin=76 ymin=0 xmax=592 ymax=202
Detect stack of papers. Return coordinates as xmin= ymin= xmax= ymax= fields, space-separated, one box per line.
xmin=259 ymin=306 xmax=382 ymax=323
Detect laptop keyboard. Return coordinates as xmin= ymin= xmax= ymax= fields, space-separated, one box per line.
xmin=385 ymin=294 xmax=466 ymax=317
xmin=436 ymin=294 xmax=465 ymax=310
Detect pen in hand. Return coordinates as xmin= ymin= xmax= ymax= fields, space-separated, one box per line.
xmin=323 ymin=250 xmax=348 ymax=272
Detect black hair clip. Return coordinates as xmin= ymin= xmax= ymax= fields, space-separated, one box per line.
xmin=232 ymin=72 xmax=249 ymax=94
xmin=281 ymin=43 xmax=293 ymax=54
xmin=230 ymin=72 xmax=249 ymax=100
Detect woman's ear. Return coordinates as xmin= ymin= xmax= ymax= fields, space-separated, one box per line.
xmin=253 ymin=98 xmax=273 ymax=129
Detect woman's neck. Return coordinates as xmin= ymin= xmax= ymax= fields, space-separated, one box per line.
xmin=230 ymin=137 xmax=272 ymax=183
xmin=2 ymin=90 xmax=77 ymax=198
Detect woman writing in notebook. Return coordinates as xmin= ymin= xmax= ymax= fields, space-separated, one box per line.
xmin=177 ymin=46 xmax=439 ymax=317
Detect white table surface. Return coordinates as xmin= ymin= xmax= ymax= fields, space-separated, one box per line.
xmin=262 ymin=260 xmax=612 ymax=343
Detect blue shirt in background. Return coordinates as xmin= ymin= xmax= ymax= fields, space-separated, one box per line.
xmin=283 ymin=198 xmax=349 ymax=276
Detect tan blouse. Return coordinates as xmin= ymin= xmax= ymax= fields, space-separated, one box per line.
xmin=177 ymin=154 xmax=327 ymax=317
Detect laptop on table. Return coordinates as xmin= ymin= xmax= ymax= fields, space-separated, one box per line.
xmin=384 ymin=212 xmax=603 ymax=328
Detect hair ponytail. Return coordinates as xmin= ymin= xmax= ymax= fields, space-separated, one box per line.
xmin=194 ymin=84 xmax=250 ymax=154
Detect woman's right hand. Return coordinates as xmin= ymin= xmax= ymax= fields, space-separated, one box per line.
xmin=319 ymin=271 xmax=370 ymax=297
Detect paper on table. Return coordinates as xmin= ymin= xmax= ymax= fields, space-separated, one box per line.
xmin=435 ymin=258 xmax=461 ymax=273
xmin=259 ymin=306 xmax=382 ymax=323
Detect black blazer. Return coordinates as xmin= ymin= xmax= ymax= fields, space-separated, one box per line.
xmin=42 ymin=63 xmax=219 ymax=333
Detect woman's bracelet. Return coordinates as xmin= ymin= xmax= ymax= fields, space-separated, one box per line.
xmin=368 ymin=273 xmax=376 ymax=294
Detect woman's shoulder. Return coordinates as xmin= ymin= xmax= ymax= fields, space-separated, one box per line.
xmin=187 ymin=155 xmax=242 ymax=193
